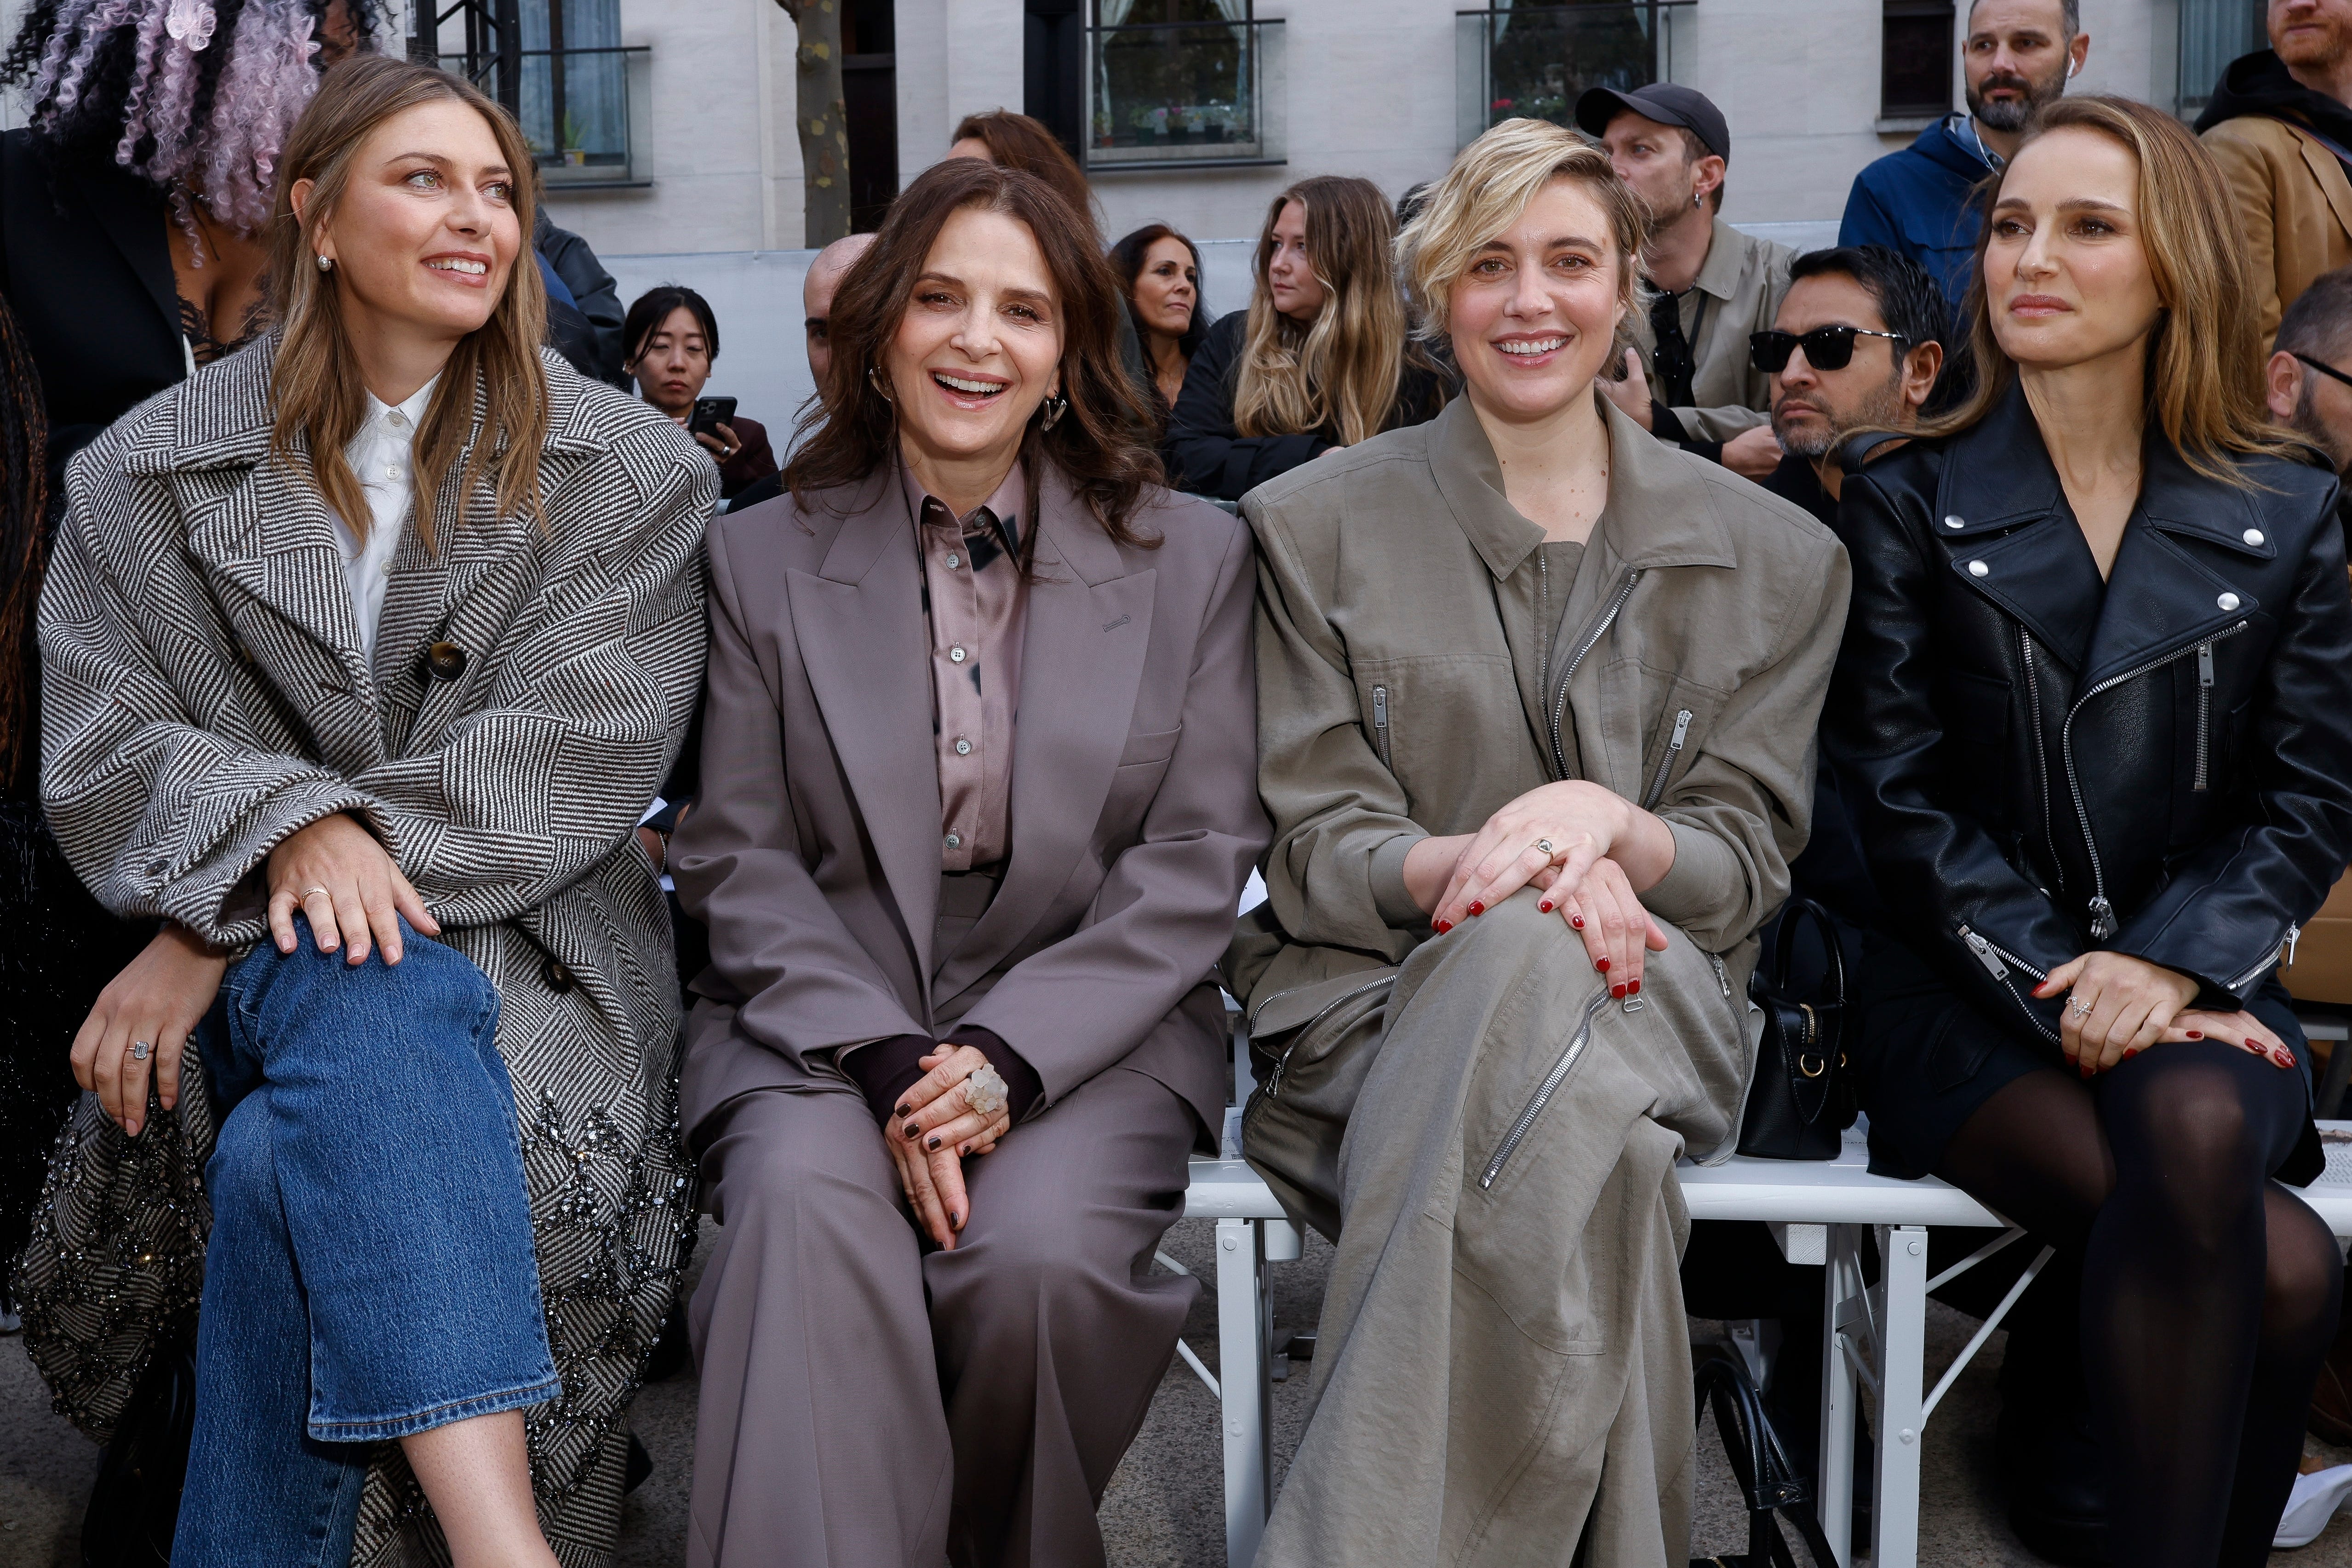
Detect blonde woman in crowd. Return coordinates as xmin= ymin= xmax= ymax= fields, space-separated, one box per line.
xmin=1226 ymin=118 xmax=1847 ymax=1562
xmin=27 ymin=55 xmax=709 ymax=1565
xmin=1165 ymin=174 xmax=1449 ymax=500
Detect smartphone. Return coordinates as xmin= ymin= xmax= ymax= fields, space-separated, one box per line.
xmin=688 ymin=395 xmax=737 ymax=436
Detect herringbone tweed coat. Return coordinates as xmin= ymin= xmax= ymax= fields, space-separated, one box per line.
xmin=26 ymin=339 xmax=713 ymax=1565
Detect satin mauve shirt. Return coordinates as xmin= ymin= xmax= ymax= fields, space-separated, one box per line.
xmin=903 ymin=460 xmax=1028 ymax=871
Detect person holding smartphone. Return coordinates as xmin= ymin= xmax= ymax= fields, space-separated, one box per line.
xmin=623 ymin=283 xmax=778 ymax=500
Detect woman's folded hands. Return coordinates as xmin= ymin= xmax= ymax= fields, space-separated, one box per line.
xmin=884 ymin=1044 xmax=1015 ymax=1249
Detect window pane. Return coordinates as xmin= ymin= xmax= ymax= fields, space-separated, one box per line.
xmin=1482 ymin=6 xmax=1659 ymax=134
xmin=1882 ymin=7 xmax=1952 ymax=117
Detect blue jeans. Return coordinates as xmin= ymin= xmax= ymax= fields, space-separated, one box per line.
xmin=172 ymin=917 xmax=559 ymax=1567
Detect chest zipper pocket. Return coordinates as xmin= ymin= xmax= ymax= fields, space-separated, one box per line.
xmin=2193 ymin=641 xmax=2216 ymax=792
xmin=1479 ymin=986 xmax=1613 ymax=1190
xmin=1642 ymin=709 xmax=1695 ymax=810
xmin=1371 ymin=685 xmax=1393 ymax=768
xmin=1957 ymin=924 xmax=2060 ymax=1044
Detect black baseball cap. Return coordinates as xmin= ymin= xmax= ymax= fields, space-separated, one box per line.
xmin=1574 ymin=83 xmax=1730 ymax=162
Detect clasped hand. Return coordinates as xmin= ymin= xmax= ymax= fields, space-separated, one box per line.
xmin=883 ymin=1045 xmax=1015 ymax=1249
xmin=2031 ymin=949 xmax=2295 ymax=1076
xmin=1409 ymin=779 xmax=1673 ymax=996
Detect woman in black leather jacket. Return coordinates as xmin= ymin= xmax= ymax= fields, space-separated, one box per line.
xmin=1830 ymin=97 xmax=2352 ymax=1568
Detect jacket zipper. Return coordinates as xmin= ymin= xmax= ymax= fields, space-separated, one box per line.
xmin=1642 ymin=708 xmax=1695 ymax=810
xmin=2056 ymin=622 xmax=2249 ymax=939
xmin=1371 ymin=685 xmax=1392 ymax=768
xmin=2193 ymin=641 xmax=2216 ymax=791
xmin=2226 ymin=924 xmax=2300 ymax=993
xmin=1259 ymin=976 xmax=1393 ymax=1099
xmin=1708 ymin=951 xmax=1731 ymax=998
xmin=1548 ymin=567 xmax=1644 ymax=780
xmin=1479 ymin=987 xmax=1613 ymax=1190
xmin=1957 ymin=924 xmax=2062 ymax=1044
xmin=2018 ymin=629 xmax=2065 ymax=889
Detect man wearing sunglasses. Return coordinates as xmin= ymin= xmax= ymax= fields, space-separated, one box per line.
xmin=1752 ymin=246 xmax=1948 ymax=532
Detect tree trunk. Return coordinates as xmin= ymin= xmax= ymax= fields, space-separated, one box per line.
xmin=778 ymin=0 xmax=852 ymax=246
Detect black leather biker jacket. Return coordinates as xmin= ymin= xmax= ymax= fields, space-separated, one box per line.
xmin=1826 ymin=383 xmax=2352 ymax=1042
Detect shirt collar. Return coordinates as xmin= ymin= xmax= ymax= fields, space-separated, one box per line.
xmin=901 ymin=456 xmax=1026 ymax=555
xmin=359 ymin=374 xmax=439 ymax=450
xmin=1691 ymin=216 xmax=1750 ymax=303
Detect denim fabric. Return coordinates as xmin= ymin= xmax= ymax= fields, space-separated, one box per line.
xmin=172 ymin=916 xmax=559 ymax=1567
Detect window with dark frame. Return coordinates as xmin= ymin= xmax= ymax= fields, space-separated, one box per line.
xmin=1882 ymin=0 xmax=1955 ymax=120
xmin=843 ymin=0 xmax=898 ymax=233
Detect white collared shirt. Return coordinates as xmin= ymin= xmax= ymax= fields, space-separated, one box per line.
xmin=334 ymin=376 xmax=438 ymax=667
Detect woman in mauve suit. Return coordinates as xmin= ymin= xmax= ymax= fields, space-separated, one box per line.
xmin=668 ymin=155 xmax=1267 ymax=1568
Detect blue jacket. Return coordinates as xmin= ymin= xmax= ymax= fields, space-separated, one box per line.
xmin=1839 ymin=116 xmax=1995 ymax=331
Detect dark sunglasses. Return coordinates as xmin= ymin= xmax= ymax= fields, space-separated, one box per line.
xmin=2296 ymin=351 xmax=2352 ymax=393
xmin=1749 ymin=325 xmax=1909 ymax=374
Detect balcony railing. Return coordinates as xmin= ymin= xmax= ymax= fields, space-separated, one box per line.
xmin=440 ymin=43 xmax=652 ymax=189
xmin=1454 ymin=2 xmax=1696 ymax=150
xmin=1085 ymin=17 xmax=1286 ymax=172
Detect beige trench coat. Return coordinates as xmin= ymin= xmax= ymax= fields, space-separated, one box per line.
xmin=1230 ymin=394 xmax=1849 ymax=1563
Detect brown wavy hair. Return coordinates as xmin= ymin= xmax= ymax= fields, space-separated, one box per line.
xmin=267 ymin=55 xmax=549 ymax=548
xmin=1927 ymin=95 xmax=2293 ymax=482
xmin=950 ymin=109 xmax=1102 ymax=238
xmin=1234 ymin=175 xmax=1419 ymax=448
xmin=784 ymin=157 xmax=1162 ymax=546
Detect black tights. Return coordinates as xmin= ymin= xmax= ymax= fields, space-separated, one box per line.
xmin=1937 ymin=1043 xmax=2342 ymax=1568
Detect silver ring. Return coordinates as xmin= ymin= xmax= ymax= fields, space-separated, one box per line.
xmin=129 ymin=1041 xmax=152 ymax=1062
xmin=1535 ymin=838 xmax=1555 ymax=856
xmin=2069 ymin=996 xmax=2093 ymax=1019
xmin=303 ymin=885 xmax=330 ymax=901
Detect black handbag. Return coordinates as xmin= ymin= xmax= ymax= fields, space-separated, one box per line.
xmin=1690 ymin=1351 xmax=1843 ymax=1568
xmin=1737 ymin=898 xmax=1856 ymax=1161
xmin=79 ymin=1331 xmax=197 ymax=1567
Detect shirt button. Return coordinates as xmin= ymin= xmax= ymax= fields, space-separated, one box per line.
xmin=388 ymin=411 xmax=408 ymax=429
xmin=1943 ymin=514 xmax=1965 ymax=530
xmin=386 ymin=465 xmax=403 ymax=481
xmin=2218 ymin=592 xmax=2242 ymax=612
xmin=954 ymin=737 xmax=973 ymax=756
xmin=949 ymin=645 xmax=967 ymax=664
xmin=945 ymin=553 xmax=961 ymax=568
xmin=944 ymin=833 xmax=962 ymax=850
xmin=2243 ymin=528 xmax=2266 ymax=546
xmin=1967 ymin=560 xmax=1989 ymax=577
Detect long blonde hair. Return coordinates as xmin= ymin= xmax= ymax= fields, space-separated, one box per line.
xmin=267 ymin=55 xmax=549 ymax=546
xmin=1234 ymin=176 xmax=1413 ymax=447
xmin=1930 ymin=95 xmax=2292 ymax=481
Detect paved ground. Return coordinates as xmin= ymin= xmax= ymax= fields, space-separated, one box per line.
xmin=7 ymin=1217 xmax=2352 ymax=1566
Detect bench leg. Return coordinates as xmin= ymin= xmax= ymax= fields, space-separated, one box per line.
xmin=1218 ymin=1217 xmax=1273 ymax=1566
xmin=1871 ymin=1225 xmax=1929 ymax=1568
xmin=1818 ymin=1224 xmax=1863 ymax=1568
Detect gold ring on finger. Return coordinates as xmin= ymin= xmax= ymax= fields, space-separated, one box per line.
xmin=1534 ymin=838 xmax=1554 ymax=857
xmin=303 ymin=885 xmax=330 ymax=901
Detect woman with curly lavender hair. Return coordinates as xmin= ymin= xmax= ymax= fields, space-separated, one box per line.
xmin=0 ymin=0 xmax=367 ymax=1333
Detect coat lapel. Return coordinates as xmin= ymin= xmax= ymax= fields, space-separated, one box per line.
xmin=936 ymin=469 xmax=1156 ymax=996
xmin=786 ymin=469 xmax=946 ymax=985
xmin=2077 ymin=444 xmax=2270 ymax=689
xmin=1937 ymin=385 xmax=2104 ymax=671
xmin=79 ymin=159 xmax=182 ymax=346
xmin=2298 ymin=131 xmax=2352 ymax=255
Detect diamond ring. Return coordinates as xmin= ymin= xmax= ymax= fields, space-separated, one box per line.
xmin=129 ymin=1041 xmax=152 ymax=1062
xmin=1535 ymin=838 xmax=1555 ymax=857
xmin=2069 ymin=996 xmax=2093 ymax=1019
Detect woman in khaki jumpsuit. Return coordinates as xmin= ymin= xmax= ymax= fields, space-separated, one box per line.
xmin=1229 ymin=118 xmax=1850 ymax=1565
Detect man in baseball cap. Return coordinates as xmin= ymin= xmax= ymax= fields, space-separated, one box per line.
xmin=1576 ymin=83 xmax=1792 ymax=480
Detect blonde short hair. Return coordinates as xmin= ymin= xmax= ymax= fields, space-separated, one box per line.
xmin=1396 ymin=117 xmax=1649 ymax=352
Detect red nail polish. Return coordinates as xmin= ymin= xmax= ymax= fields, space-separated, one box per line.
xmin=1538 ymin=901 xmax=1553 ymax=914
xmin=1629 ymin=980 xmax=1641 ymax=996
xmin=2184 ymin=1030 xmax=2202 ymax=1040
xmin=2282 ymin=1051 xmax=2297 ymax=1069
xmin=1570 ymin=915 xmax=1585 ymax=929
xmin=1433 ymin=919 xmax=1453 ymax=935
xmin=1468 ymin=901 xmax=1484 ymax=916
xmin=1596 ymin=957 xmax=1611 ymax=972
xmin=1611 ymin=983 xmax=1627 ymax=999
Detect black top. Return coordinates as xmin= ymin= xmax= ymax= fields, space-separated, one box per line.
xmin=1162 ymin=310 xmax=1453 ymax=501
xmin=0 ymin=131 xmax=185 ymax=492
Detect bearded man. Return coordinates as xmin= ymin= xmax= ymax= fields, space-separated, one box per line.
xmin=2203 ymin=0 xmax=2352 ymax=341
xmin=1841 ymin=0 xmax=2088 ymax=336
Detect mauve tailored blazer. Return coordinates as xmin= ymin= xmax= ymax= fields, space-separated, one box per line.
xmin=670 ymin=460 xmax=1269 ymax=1148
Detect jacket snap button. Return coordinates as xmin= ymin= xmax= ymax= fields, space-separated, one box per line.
xmin=542 ymin=957 xmax=576 ymax=993
xmin=1967 ymin=560 xmax=1989 ymax=577
xmin=944 ymin=833 xmax=961 ymax=850
xmin=1943 ymin=515 xmax=1965 ymax=529
xmin=2217 ymin=592 xmax=2241 ymax=612
xmin=424 ymin=641 xmax=468 ymax=681
xmin=2243 ymin=528 xmax=2265 ymax=546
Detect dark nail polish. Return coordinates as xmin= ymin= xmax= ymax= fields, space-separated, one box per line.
xmin=951 ymin=1211 xmax=964 ymax=1231
xmin=928 ymin=1136 xmax=942 ymax=1150
xmin=1611 ymin=983 xmax=1627 ymax=999
xmin=1468 ymin=901 xmax=1484 ymax=916
xmin=894 ymin=1103 xmax=911 ymax=1118
xmin=904 ymin=1122 xmax=921 ymax=1139
xmin=1596 ymin=957 xmax=1610 ymax=972
xmin=1433 ymin=919 xmax=1453 ymax=934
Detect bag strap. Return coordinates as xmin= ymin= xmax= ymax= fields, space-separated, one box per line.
xmin=1693 ymin=1353 xmax=1845 ymax=1568
xmin=1767 ymin=897 xmax=1847 ymax=1011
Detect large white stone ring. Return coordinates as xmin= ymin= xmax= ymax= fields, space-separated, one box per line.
xmin=129 ymin=1041 xmax=152 ymax=1062
xmin=964 ymin=1064 xmax=1010 ymax=1120
xmin=2069 ymin=996 xmax=2094 ymax=1020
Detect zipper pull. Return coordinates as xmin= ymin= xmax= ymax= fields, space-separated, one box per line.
xmin=2198 ymin=641 xmax=2215 ymax=689
xmin=1959 ymin=926 xmax=2009 ymax=980
xmin=2287 ymin=924 xmax=2301 ymax=968
xmin=1708 ymin=951 xmax=1731 ymax=998
xmin=2087 ymin=897 xmax=2117 ymax=941
xmin=1668 ymin=708 xmax=1694 ymax=750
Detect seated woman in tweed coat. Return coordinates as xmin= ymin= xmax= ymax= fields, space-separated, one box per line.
xmin=32 ymin=57 xmax=709 ymax=1567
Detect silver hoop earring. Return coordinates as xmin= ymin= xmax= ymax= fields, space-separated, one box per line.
xmin=867 ymin=366 xmax=893 ymax=404
xmin=1040 ymin=393 xmax=1068 ymax=431
xmin=316 ymin=253 xmax=332 ymax=272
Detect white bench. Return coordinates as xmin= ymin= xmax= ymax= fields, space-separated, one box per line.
xmin=1180 ymin=1116 xmax=2352 ymax=1568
